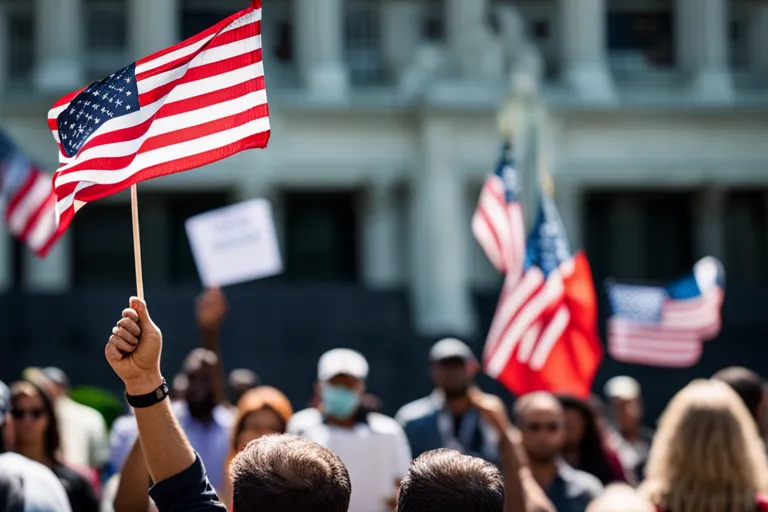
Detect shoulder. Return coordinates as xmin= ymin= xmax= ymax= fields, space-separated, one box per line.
xmin=286 ymin=408 xmax=323 ymax=435
xmin=395 ymin=396 xmax=437 ymax=426
xmin=0 ymin=454 xmax=71 ymax=510
xmin=367 ymin=412 xmax=407 ymax=437
xmin=212 ymin=405 xmax=234 ymax=427
xmin=559 ymin=463 xmax=604 ymax=498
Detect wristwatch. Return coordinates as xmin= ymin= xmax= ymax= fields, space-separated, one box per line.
xmin=125 ymin=378 xmax=170 ymax=408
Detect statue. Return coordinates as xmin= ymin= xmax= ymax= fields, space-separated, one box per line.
xmin=494 ymin=4 xmax=544 ymax=97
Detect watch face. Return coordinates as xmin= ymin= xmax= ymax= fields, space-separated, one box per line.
xmin=156 ymin=388 xmax=164 ymax=399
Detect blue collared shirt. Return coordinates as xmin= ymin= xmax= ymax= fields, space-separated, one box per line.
xmin=546 ymin=461 xmax=604 ymax=512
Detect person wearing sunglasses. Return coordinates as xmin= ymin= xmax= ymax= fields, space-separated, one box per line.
xmin=514 ymin=392 xmax=603 ymax=512
xmin=9 ymin=380 xmax=99 ymax=512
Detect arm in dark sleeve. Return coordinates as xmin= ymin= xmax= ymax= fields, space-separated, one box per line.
xmin=148 ymin=455 xmax=226 ymax=512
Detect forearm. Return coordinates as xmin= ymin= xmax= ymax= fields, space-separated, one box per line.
xmin=499 ymin=428 xmax=555 ymax=512
xmin=114 ymin=439 xmax=152 ymax=512
xmin=129 ymin=377 xmax=196 ymax=484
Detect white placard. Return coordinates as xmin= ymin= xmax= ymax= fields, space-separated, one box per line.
xmin=185 ymin=199 xmax=282 ymax=287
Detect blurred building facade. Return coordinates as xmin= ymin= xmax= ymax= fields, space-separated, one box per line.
xmin=1 ymin=0 xmax=768 ymax=340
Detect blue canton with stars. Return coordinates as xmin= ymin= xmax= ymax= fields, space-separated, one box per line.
xmin=524 ymin=193 xmax=572 ymax=277
xmin=57 ymin=63 xmax=140 ymax=158
xmin=494 ymin=143 xmax=520 ymax=203
xmin=606 ymin=283 xmax=666 ymax=323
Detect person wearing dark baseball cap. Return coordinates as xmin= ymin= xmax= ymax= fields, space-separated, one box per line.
xmin=395 ymin=338 xmax=501 ymax=463
xmin=0 ymin=379 xmax=72 ymax=511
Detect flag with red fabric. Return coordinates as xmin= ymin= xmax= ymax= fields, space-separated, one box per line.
xmin=46 ymin=0 xmax=269 ymax=232
xmin=478 ymin=189 xmax=602 ymax=398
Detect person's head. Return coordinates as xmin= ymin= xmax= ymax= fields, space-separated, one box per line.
xmin=397 ymin=448 xmax=504 ymax=512
xmin=514 ymin=392 xmax=565 ymax=464
xmin=0 ymin=380 xmax=12 ymax=453
xmin=712 ymin=366 xmax=766 ymax=434
xmin=428 ymin=338 xmax=478 ymax=398
xmin=640 ymin=379 xmax=768 ymax=512
xmin=229 ymin=433 xmax=351 ymax=511
xmin=9 ymin=381 xmax=60 ymax=463
xmin=231 ymin=386 xmax=293 ymax=460
xmin=603 ymin=376 xmax=643 ymax=436
xmin=316 ymin=349 xmax=368 ymax=421
xmin=182 ymin=348 xmax=219 ymax=420
xmin=587 ymin=484 xmax=654 ymax=512
xmin=229 ymin=369 xmax=261 ymax=404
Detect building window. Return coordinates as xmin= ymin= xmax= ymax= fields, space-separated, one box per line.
xmin=6 ymin=2 xmax=34 ymax=87
xmin=607 ymin=1 xmax=675 ymax=75
xmin=84 ymin=0 xmax=128 ymax=78
xmin=423 ymin=0 xmax=445 ymax=42
xmin=585 ymin=190 xmax=693 ymax=284
xmin=283 ymin=191 xmax=360 ymax=283
xmin=72 ymin=191 xmax=230 ymax=286
xmin=345 ymin=1 xmax=384 ymax=85
xmin=725 ymin=191 xmax=768 ymax=286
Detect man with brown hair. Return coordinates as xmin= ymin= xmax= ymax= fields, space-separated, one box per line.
xmin=230 ymin=434 xmax=351 ymax=511
xmin=105 ymin=297 xmax=353 ymax=512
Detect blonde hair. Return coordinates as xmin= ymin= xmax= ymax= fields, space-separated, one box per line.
xmin=639 ymin=379 xmax=768 ymax=512
xmin=587 ymin=484 xmax=654 ymax=512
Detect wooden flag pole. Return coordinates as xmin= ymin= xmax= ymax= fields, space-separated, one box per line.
xmin=130 ymin=184 xmax=145 ymax=300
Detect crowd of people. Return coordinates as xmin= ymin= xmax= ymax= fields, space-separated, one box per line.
xmin=0 ymin=288 xmax=767 ymax=511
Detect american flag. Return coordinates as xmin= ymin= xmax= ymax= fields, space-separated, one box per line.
xmin=0 ymin=132 xmax=61 ymax=257
xmin=472 ymin=144 xmax=526 ymax=277
xmin=482 ymin=192 xmax=602 ymax=397
xmin=606 ymin=256 xmax=725 ymax=367
xmin=47 ymin=1 xmax=269 ymax=231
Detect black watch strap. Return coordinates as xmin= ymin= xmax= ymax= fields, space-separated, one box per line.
xmin=125 ymin=378 xmax=169 ymax=409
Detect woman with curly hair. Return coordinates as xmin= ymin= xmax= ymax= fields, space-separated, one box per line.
xmin=639 ymin=379 xmax=768 ymax=512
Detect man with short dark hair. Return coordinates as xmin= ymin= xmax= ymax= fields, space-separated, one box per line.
xmin=230 ymin=434 xmax=351 ymax=511
xmin=712 ymin=366 xmax=766 ymax=436
xmin=397 ymin=449 xmax=504 ymax=512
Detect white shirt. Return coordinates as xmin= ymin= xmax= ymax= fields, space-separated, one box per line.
xmin=57 ymin=396 xmax=109 ymax=469
xmin=288 ymin=408 xmax=412 ymax=512
xmin=0 ymin=452 xmax=72 ymax=512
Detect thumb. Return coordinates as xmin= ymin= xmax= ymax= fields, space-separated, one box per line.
xmin=129 ymin=297 xmax=156 ymax=332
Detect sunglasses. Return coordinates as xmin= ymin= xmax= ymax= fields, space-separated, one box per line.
xmin=522 ymin=421 xmax=563 ymax=433
xmin=11 ymin=408 xmax=46 ymax=420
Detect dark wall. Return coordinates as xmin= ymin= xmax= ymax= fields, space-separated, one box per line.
xmin=2 ymin=284 xmax=767 ymax=424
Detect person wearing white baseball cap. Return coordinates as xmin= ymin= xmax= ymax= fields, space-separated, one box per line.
xmin=603 ymin=376 xmax=653 ymax=481
xmin=288 ymin=349 xmax=412 ymax=512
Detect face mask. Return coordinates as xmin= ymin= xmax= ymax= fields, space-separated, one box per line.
xmin=320 ymin=384 xmax=361 ymax=420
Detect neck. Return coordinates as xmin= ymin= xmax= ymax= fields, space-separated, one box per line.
xmin=529 ymin=459 xmax=559 ymax=490
xmin=326 ymin=415 xmax=357 ymax=429
xmin=17 ymin=442 xmax=53 ymax=467
xmin=621 ymin=425 xmax=639 ymax=441
xmin=444 ymin=393 xmax=472 ymax=415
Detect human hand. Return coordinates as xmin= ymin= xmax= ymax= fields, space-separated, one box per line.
xmin=105 ymin=297 xmax=163 ymax=396
xmin=469 ymin=388 xmax=513 ymax=433
xmin=195 ymin=287 xmax=227 ymax=332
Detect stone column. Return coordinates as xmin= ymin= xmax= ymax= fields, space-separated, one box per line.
xmin=361 ymin=180 xmax=401 ymax=289
xmin=410 ymin=118 xmax=474 ymax=337
xmin=23 ymin=231 xmax=72 ymax=292
xmin=294 ymin=0 xmax=349 ymax=97
xmin=749 ymin=3 xmax=768 ymax=78
xmin=35 ymin=0 xmax=84 ymax=92
xmin=676 ymin=0 xmax=733 ymax=102
xmin=446 ymin=0 xmax=487 ymax=52
xmin=559 ymin=0 xmax=616 ymax=102
xmin=380 ymin=0 xmax=422 ymax=81
xmin=694 ymin=187 xmax=726 ymax=261
xmin=555 ymin=183 xmax=584 ymax=250
xmin=129 ymin=0 xmax=179 ymax=59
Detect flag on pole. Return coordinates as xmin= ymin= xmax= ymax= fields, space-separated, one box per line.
xmin=472 ymin=144 xmax=526 ymax=277
xmin=47 ymin=1 xmax=270 ymax=232
xmin=480 ymin=192 xmax=602 ymax=398
xmin=606 ymin=256 xmax=725 ymax=368
xmin=0 ymin=132 xmax=62 ymax=257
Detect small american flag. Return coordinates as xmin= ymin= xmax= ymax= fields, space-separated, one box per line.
xmin=471 ymin=144 xmax=526 ymax=277
xmin=0 ymin=132 xmax=61 ymax=257
xmin=47 ymin=1 xmax=269 ymax=231
xmin=606 ymin=256 xmax=725 ymax=367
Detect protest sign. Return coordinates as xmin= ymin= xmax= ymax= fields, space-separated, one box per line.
xmin=185 ymin=199 xmax=282 ymax=287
